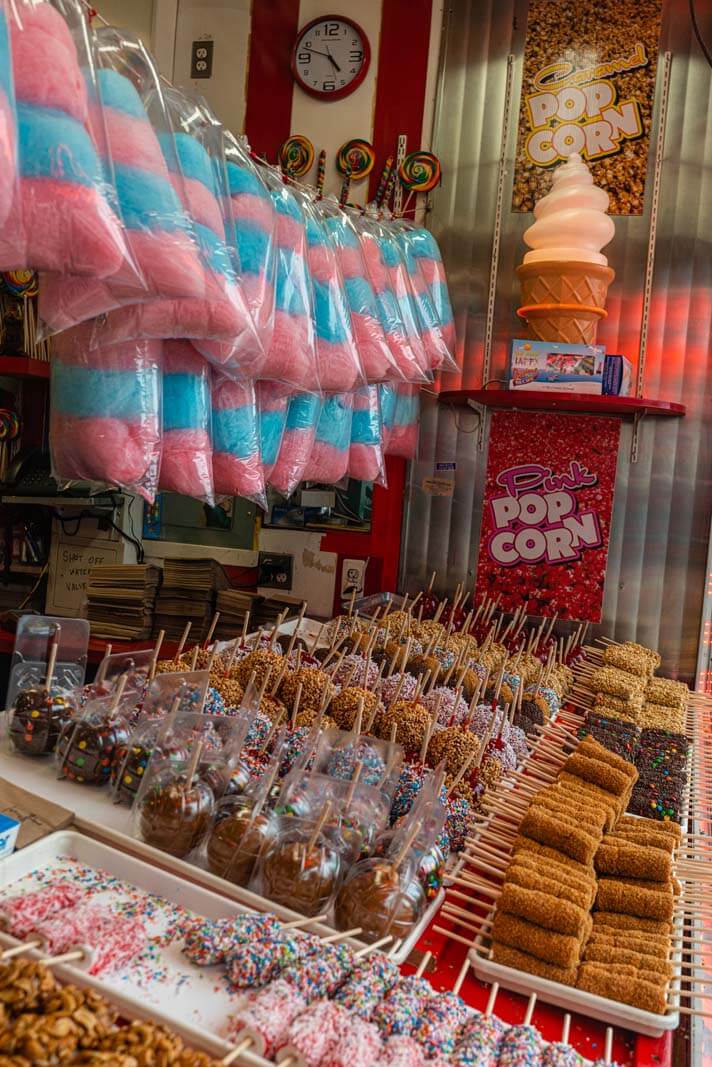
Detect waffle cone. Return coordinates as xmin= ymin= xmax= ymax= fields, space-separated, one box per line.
xmin=517 ymin=261 xmax=614 ymax=311
xmin=517 ymin=303 xmax=606 ymax=346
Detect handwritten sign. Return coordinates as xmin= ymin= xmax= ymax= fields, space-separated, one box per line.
xmin=46 ymin=535 xmax=121 ymax=617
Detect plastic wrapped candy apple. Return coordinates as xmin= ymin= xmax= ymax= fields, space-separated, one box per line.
xmin=55 ymin=677 xmax=132 ymax=785
xmin=334 ymin=824 xmax=425 ymax=942
xmin=258 ymin=804 xmax=342 ymax=917
xmin=8 ymin=638 xmax=76 ymax=757
xmin=206 ymin=754 xmax=281 ymax=887
xmin=135 ymin=743 xmax=215 ymax=858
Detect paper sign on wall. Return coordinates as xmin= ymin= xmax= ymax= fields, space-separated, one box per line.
xmin=475 ymin=410 xmax=620 ymax=622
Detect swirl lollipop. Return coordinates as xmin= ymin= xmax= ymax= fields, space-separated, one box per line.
xmin=279 ymin=135 xmax=315 ymax=178
xmin=2 ymin=270 xmax=39 ymax=298
xmin=398 ymin=151 xmax=442 ymax=193
xmin=336 ymin=139 xmax=375 ymax=181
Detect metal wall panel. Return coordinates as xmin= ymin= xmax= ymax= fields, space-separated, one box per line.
xmin=401 ymin=0 xmax=712 ymax=680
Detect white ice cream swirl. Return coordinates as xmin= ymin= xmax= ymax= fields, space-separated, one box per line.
xmin=523 ymin=153 xmax=615 ymax=266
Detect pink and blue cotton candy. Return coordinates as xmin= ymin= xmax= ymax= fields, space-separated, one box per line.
xmin=257 ymin=381 xmax=289 ymax=481
xmin=269 ymin=391 xmax=321 ymax=497
xmin=40 ymin=60 xmax=205 ymax=333
xmin=349 ymin=386 xmax=384 ymax=483
xmin=226 ymin=149 xmax=276 ymax=358
xmin=49 ymin=327 xmax=161 ymax=502
xmin=262 ymin=175 xmax=319 ymax=391
xmin=302 ymin=393 xmax=353 ymax=484
xmin=386 ymin=384 xmax=420 ymax=459
xmin=406 ymin=226 xmax=456 ymax=357
xmin=304 ymin=208 xmax=363 ymax=392
xmin=160 ymin=340 xmax=214 ymax=502
xmin=397 ymin=229 xmax=453 ymax=373
xmin=0 ymin=0 xmax=128 ymax=276
xmin=0 ymin=2 xmax=18 ymax=231
xmin=322 ymin=209 xmax=395 ymax=383
xmin=211 ymin=371 xmax=265 ymax=505
xmin=377 ymin=230 xmax=431 ymax=382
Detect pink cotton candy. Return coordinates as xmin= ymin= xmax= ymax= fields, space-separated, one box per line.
xmin=10 ymin=3 xmax=88 ymax=122
xmin=102 ymin=108 xmax=168 ymax=175
xmin=307 ymin=244 xmax=335 ymax=283
xmin=303 ymin=441 xmax=348 ymax=484
xmin=160 ymin=428 xmax=213 ymax=500
xmin=276 ymin=213 xmax=303 ymax=251
xmin=316 ymin=339 xmax=361 ymax=393
xmin=263 ymin=311 xmax=318 ymax=388
xmin=173 ymin=173 xmax=225 ymax=237
xmin=351 ymin=312 xmax=392 ymax=382
xmin=213 ymin=453 xmax=264 ymax=501
xmin=0 ymin=96 xmax=16 ymax=227
xmin=51 ymin=414 xmax=160 ymax=497
xmin=349 ymin=442 xmax=382 ymax=483
xmin=12 ymin=178 xmax=125 ymax=277
xmin=233 ymin=192 xmax=275 ymax=231
xmin=126 ymin=228 xmax=205 ymax=299
xmin=269 ymin=428 xmax=314 ymax=496
xmin=361 ymin=237 xmax=389 ymax=291
xmin=387 ymin=423 xmax=419 ymax=459
xmin=96 ymin=288 xmax=244 ymax=350
xmin=337 ymin=247 xmax=365 ymax=278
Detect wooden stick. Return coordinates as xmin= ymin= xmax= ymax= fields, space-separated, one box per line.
xmin=189 ymin=645 xmax=200 ymax=672
xmin=416 ymin=949 xmax=433 ymax=977
xmin=45 ymin=637 xmax=59 ymax=690
xmin=176 ymin=621 xmax=192 ymax=659
xmin=185 ymin=740 xmax=203 ymax=785
xmin=203 ymin=612 xmax=220 ymax=649
xmin=108 ymin=674 xmax=128 ymax=718
xmin=306 ymin=802 xmax=331 ymax=854
xmin=95 ymin=645 xmax=112 ymax=685
xmin=150 ymin=630 xmax=165 ymax=680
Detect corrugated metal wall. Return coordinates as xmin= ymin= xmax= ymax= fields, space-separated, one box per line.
xmin=401 ymin=0 xmax=712 ymax=680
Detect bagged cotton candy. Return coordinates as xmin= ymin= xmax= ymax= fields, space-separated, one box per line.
xmin=261 ymin=169 xmax=319 ymax=391
xmin=0 ymin=0 xmax=19 ymax=237
xmin=296 ymin=189 xmax=363 ymax=392
xmin=92 ymin=88 xmax=262 ymax=377
xmin=398 ymin=224 xmax=456 ymax=365
xmin=302 ymin=393 xmax=353 ymax=485
xmin=257 ymin=381 xmax=289 ymax=483
xmin=50 ymin=325 xmax=161 ymax=502
xmin=40 ymin=26 xmax=205 ymax=334
xmin=349 ymin=386 xmax=385 ymax=484
xmin=319 ymin=197 xmax=396 ymax=383
xmin=211 ymin=370 xmax=265 ymax=506
xmin=386 ymin=383 xmax=420 ymax=459
xmin=224 ymin=130 xmax=276 ymax=360
xmin=376 ymin=218 xmax=431 ymax=382
xmin=393 ymin=220 xmax=457 ymax=374
xmin=0 ymin=0 xmax=131 ymax=276
xmin=160 ymin=340 xmax=214 ymax=502
xmin=379 ymin=382 xmax=396 ymax=454
xmin=352 ymin=209 xmax=429 ymax=385
xmin=270 ymin=391 xmax=322 ymax=497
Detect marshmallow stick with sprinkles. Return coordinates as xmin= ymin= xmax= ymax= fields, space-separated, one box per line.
xmin=372 ymin=950 xmax=434 ymax=1037
xmin=450 ymin=979 xmax=508 ymax=1067
xmin=0 ymin=883 xmax=88 ymax=943
xmin=411 ymin=956 xmax=472 ymax=1058
xmin=495 ymin=993 xmax=545 ymax=1067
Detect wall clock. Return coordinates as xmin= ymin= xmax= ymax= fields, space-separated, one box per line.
xmin=291 ymin=15 xmax=371 ymax=101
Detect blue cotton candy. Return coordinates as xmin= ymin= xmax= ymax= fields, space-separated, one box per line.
xmin=286 ymin=392 xmax=321 ymax=431
xmin=375 ymin=288 xmax=404 ymax=337
xmin=166 ymin=131 xmax=218 ymax=195
xmin=379 ymin=383 xmax=396 ymax=431
xmin=394 ymin=389 xmax=420 ymax=427
xmin=194 ymin=222 xmax=236 ymax=280
xmin=276 ymin=250 xmax=309 ymax=315
xmin=96 ymin=68 xmax=146 ymax=119
xmin=312 ymin=278 xmax=350 ymax=344
xmin=226 ymin=159 xmax=270 ymax=200
xmin=323 ymin=215 xmax=360 ymax=249
xmin=305 ymin=216 xmax=328 ymax=247
xmin=53 ymin=363 xmax=157 ymax=420
xmin=316 ymin=396 xmax=351 ymax=451
xmin=344 ymin=276 xmax=380 ymax=317
xmin=212 ymin=406 xmax=259 ymax=459
xmin=271 ymin=185 xmax=304 ymax=222
xmin=377 ymin=235 xmax=402 ymax=268
xmin=351 ymin=391 xmax=381 ymax=445
xmin=18 ymin=104 xmax=105 ymax=187
xmin=260 ymin=408 xmax=288 ymax=467
xmin=235 ymin=219 xmax=271 ymax=276
xmin=114 ymin=163 xmax=189 ymax=234
xmin=163 ymin=372 xmax=210 ymax=431
xmin=432 ymin=280 xmax=454 ymax=324
xmin=408 ymin=227 xmax=441 ymax=261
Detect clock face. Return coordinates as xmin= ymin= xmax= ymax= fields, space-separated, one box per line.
xmin=291 ymin=15 xmax=371 ymax=101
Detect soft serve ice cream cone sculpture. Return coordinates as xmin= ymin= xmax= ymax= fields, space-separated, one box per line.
xmin=516 ymin=152 xmax=615 ymax=344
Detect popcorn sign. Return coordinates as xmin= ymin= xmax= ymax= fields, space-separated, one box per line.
xmin=512 ymin=0 xmax=662 ymax=216
xmin=476 ymin=411 xmax=620 ymax=622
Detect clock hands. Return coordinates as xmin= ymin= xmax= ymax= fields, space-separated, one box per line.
xmin=324 ymin=44 xmax=341 ymax=72
xmin=304 ymin=44 xmax=341 ymax=72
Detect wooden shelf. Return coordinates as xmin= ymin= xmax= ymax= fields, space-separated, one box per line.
xmin=438 ymin=388 xmax=686 ymax=417
xmin=0 ymin=357 xmax=50 ymax=380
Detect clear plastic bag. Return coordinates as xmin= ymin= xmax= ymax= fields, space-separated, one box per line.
xmin=91 ymin=88 xmax=262 ymax=377
xmin=385 ymin=383 xmax=420 ymax=459
xmin=160 ymin=339 xmax=214 ymax=503
xmin=50 ymin=323 xmax=161 ymax=502
xmin=133 ymin=751 xmax=216 ymax=859
xmin=39 ymin=26 xmax=206 ymax=335
xmin=261 ymin=168 xmax=319 ymax=391
xmin=349 ymin=385 xmax=385 ymax=484
xmin=223 ymin=130 xmax=276 ymax=362
xmin=211 ymin=369 xmax=265 ymax=507
xmin=378 ymin=381 xmax=396 ymax=454
xmin=302 ymin=393 xmax=353 ymax=484
xmin=257 ymin=380 xmax=289 ymax=483
xmin=55 ymin=691 xmax=133 ymax=786
xmin=256 ymin=813 xmax=343 ymax=917
xmin=296 ymin=188 xmax=364 ymax=393
xmin=391 ymin=219 xmax=458 ymax=374
xmin=269 ymin=391 xmax=322 ymax=497
xmin=400 ymin=223 xmax=456 ymax=361
xmin=352 ymin=209 xmax=429 ymax=385
xmin=0 ymin=0 xmax=21 ymax=245
xmin=318 ymin=198 xmax=396 ymax=383
xmin=0 ymin=0 xmax=133 ymax=277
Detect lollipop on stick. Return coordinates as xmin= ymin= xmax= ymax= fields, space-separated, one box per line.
xmin=397 ymin=151 xmax=442 ymax=215
xmin=280 ymin=135 xmax=315 ymax=178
